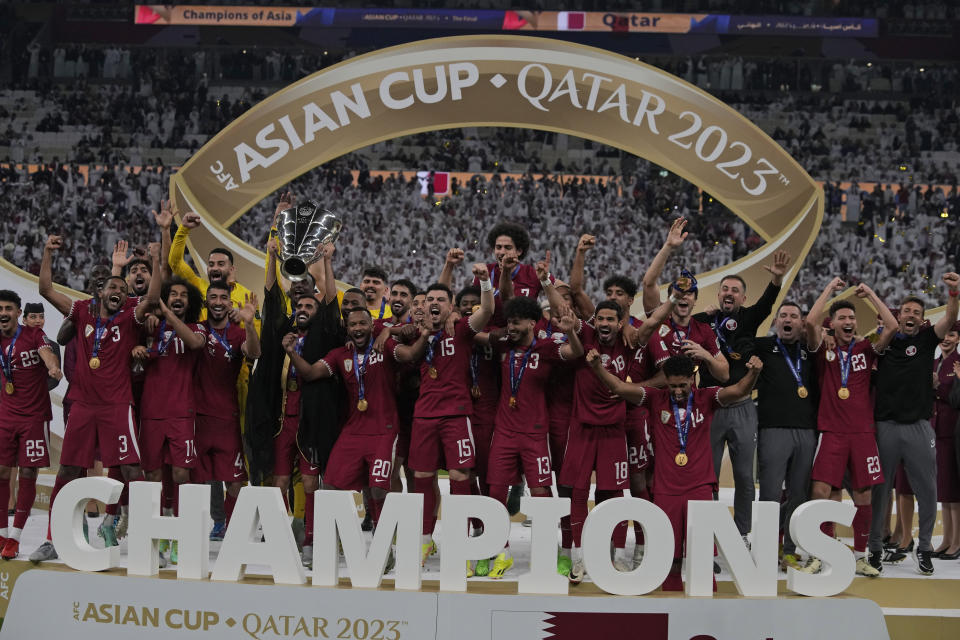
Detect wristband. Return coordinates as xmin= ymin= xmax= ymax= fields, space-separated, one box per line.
xmin=539 ymin=274 xmax=552 ymax=288
xmin=669 ymin=294 xmax=682 ymax=304
xmin=480 ymin=279 xmax=493 ymax=292
xmin=950 ymin=290 xmax=959 ymax=297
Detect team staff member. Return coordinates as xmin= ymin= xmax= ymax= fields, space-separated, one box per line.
xmin=937 ymin=327 xmax=960 ymax=559
xmin=587 ymin=353 xmax=763 ymax=591
xmin=0 ymin=290 xmax=63 ymax=560
xmin=867 ymin=273 xmax=960 ymax=576
xmin=32 ymin=236 xmax=162 ymax=564
xmin=802 ymin=278 xmax=898 ymax=578
xmin=753 ymin=301 xmax=817 ymax=569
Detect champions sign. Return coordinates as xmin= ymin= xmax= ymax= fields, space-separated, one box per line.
xmin=169 ymin=35 xmax=823 ymax=322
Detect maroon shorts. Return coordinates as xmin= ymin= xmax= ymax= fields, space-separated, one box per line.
xmin=548 ymin=417 xmax=570 ymax=477
xmin=324 ymin=432 xmax=398 ymax=491
xmin=193 ymin=414 xmax=247 ymax=483
xmin=895 ymin=463 xmax=914 ymax=496
xmin=472 ymin=422 xmax=495 ymax=485
xmin=408 ymin=415 xmax=475 ymax=473
xmin=486 ymin=428 xmax=553 ymax=488
xmin=558 ymin=422 xmax=629 ymax=491
xmin=937 ymin=437 xmax=960 ymax=502
xmin=655 ymin=485 xmax=713 ymax=559
xmin=272 ymin=413 xmax=319 ymax=477
xmin=811 ymin=431 xmax=883 ymax=490
xmin=0 ymin=419 xmax=50 ymax=468
xmin=625 ymin=414 xmax=652 ymax=474
xmin=139 ymin=416 xmax=196 ymax=472
xmin=61 ymin=402 xmax=140 ymax=468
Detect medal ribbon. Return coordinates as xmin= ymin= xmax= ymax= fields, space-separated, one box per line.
xmin=509 ymin=338 xmax=537 ymax=400
xmin=209 ymin=321 xmax=234 ymax=359
xmin=775 ymin=336 xmax=805 ymax=391
xmin=377 ymin=297 xmax=387 ymax=320
xmin=713 ymin=314 xmax=735 ymax=355
xmin=424 ymin=330 xmax=444 ymax=370
xmin=288 ymin=335 xmax=305 ymax=383
xmin=837 ymin=339 xmax=855 ymax=390
xmin=352 ymin=337 xmax=374 ymax=404
xmin=469 ymin=348 xmax=480 ymax=390
xmin=491 ymin=263 xmax=522 ymax=297
xmin=1 ymin=325 xmax=21 ymax=382
xmin=668 ymin=317 xmax=689 ymax=353
xmin=670 ymin=392 xmax=695 ymax=454
xmin=92 ymin=308 xmax=121 ymax=360
xmin=152 ymin=319 xmax=173 ymax=355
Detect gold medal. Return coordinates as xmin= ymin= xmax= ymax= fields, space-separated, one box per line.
xmin=428 ymin=366 xmax=438 ymax=379
xmin=729 ymin=352 xmax=742 ymax=360
xmin=4 ymin=381 xmax=13 ymax=395
xmin=357 ymin=398 xmax=368 ymax=412
xmin=838 ymin=387 xmax=850 ymax=400
xmin=287 ymin=379 xmax=299 ymax=392
xmin=675 ymin=452 xmax=688 ymax=466
xmin=797 ymin=385 xmax=808 ymax=399
xmin=509 ymin=396 xmax=518 ymax=409
xmin=89 ymin=357 xmax=101 ymax=370
xmin=471 ymin=385 xmax=481 ymax=399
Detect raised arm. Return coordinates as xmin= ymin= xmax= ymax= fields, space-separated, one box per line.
xmin=38 ymin=235 xmax=73 ymax=317
xmin=586 ymin=349 xmax=646 ymax=404
xmin=152 ymin=200 xmax=174 ymax=281
xmin=535 ymin=250 xmax=567 ymax=317
xmin=641 ymin=218 xmax=687 ymax=314
xmin=168 ymin=212 xmax=206 ymax=290
xmin=569 ymin=234 xmax=596 ymax=319
xmin=159 ymin=301 xmax=205 ymax=349
xmin=236 ymin=293 xmax=262 ymax=359
xmin=556 ymin=310 xmax=584 ymax=360
xmin=805 ymin=277 xmax=845 ymax=351
xmin=498 ymin=255 xmax=516 ymax=303
xmin=265 ymin=236 xmax=279 ymax=292
xmin=283 ymin=332 xmax=333 ymax=381
xmin=111 ymin=239 xmax=133 ymax=278
xmin=934 ymin=272 xmax=960 ymax=339
xmin=718 ymin=355 xmax=762 ymax=404
xmin=636 ymin=295 xmax=679 ymax=345
xmin=856 ymin=283 xmax=898 ymax=352
xmin=322 ymin=243 xmax=337 ymax=304
xmin=134 ymin=244 xmax=163 ymax=323
xmin=438 ymin=248 xmax=464 ymax=289
xmin=467 ymin=263 xmax=496 ymax=332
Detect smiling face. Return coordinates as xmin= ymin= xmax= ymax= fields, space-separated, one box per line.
xmin=830 ymin=307 xmax=857 ymax=345
xmin=206 ymin=252 xmax=234 ymax=283
xmin=346 ymin=309 xmax=373 ymax=349
xmin=666 ymin=374 xmax=694 ymax=404
xmin=389 ymin=284 xmax=413 ymax=318
xmin=205 ymin=287 xmax=231 ymax=323
xmin=898 ymin=301 xmax=924 ymax=336
xmin=99 ymin=277 xmax=129 ymax=315
xmin=493 ymin=234 xmax=521 ymax=266
xmin=24 ymin=312 xmax=44 ymax=329
xmin=506 ymin=316 xmax=536 ymax=346
xmin=0 ymin=300 xmax=21 ymax=336
xmin=458 ymin=292 xmax=480 ymax=316
xmin=425 ymin=288 xmax=453 ymax=330
xmin=775 ymin=304 xmax=803 ymax=342
xmin=361 ymin=275 xmax=387 ymax=306
xmin=594 ymin=307 xmax=622 ymax=345
xmin=412 ymin=293 xmax=427 ymax=325
xmin=294 ymin=296 xmax=319 ymax=331
xmin=671 ymin=290 xmax=697 ymax=321
xmin=941 ymin=330 xmax=959 ymax=355
xmin=341 ymin=291 xmax=365 ymax=323
xmin=126 ymin=262 xmax=151 ymax=296
xmin=718 ymin=277 xmax=746 ymax=313
xmin=166 ymin=284 xmax=190 ymax=320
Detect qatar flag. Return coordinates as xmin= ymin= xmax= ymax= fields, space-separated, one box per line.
xmin=417 ymin=170 xmax=450 ymax=197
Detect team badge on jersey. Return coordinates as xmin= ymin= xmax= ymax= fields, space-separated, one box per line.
xmin=600 ymin=354 xmax=611 ymax=368
xmin=825 ymin=350 xmax=836 ymax=361
xmin=724 ymin=318 xmax=738 ymax=331
xmin=537 ymin=329 xmax=549 ymax=339
xmin=84 ymin=324 xmax=94 ymax=338
xmin=661 ymin=410 xmax=671 ymax=424
xmin=906 ymin=345 xmax=917 ymax=356
xmin=659 ymin=324 xmax=670 ymax=338
xmin=344 ymin=359 xmax=353 ymax=373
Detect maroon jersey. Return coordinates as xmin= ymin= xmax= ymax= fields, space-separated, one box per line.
xmin=573 ymin=324 xmax=643 ymax=426
xmin=625 ymin=345 xmax=654 ymax=425
xmin=321 ymin=339 xmax=399 ymax=436
xmin=65 ymin=298 xmax=143 ymax=406
xmin=493 ymin=336 xmax=566 ymax=435
xmin=140 ymin=320 xmax=204 ymax=419
xmin=642 ymin=386 xmax=722 ymax=495
xmin=814 ymin=339 xmax=878 ymax=433
xmin=195 ymin=321 xmax=246 ymax=417
xmin=470 ymin=341 xmax=500 ymax=424
xmin=934 ymin=351 xmax=960 ymax=438
xmin=474 ymin=263 xmax=553 ymax=326
xmin=414 ymin=316 xmax=480 ymax=419
xmin=648 ymin=317 xmax=722 ymax=369
xmin=0 ymin=325 xmax=53 ymax=421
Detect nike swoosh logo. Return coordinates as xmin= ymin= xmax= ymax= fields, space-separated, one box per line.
xmin=27 ymin=457 xmax=43 ymax=463
xmin=184 ymin=458 xmax=195 ymax=465
xmin=119 ymin=455 xmax=130 ymax=461
xmin=871 ymin=475 xmax=881 ymax=481
xmin=538 ymin=476 xmax=551 ymax=484
xmin=457 ymin=457 xmax=471 ymax=465
xmin=233 ymin=472 xmax=243 ymax=478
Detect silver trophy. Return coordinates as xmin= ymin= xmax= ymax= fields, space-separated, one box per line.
xmin=276 ymin=200 xmax=342 ymax=282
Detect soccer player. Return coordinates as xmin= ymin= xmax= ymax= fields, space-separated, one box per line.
xmin=482 ymin=296 xmax=583 ymax=578
xmin=941 ymin=345 xmax=960 ymax=558
xmin=694 ymin=253 xmax=791 ymax=544
xmin=560 ymin=295 xmax=675 ymax=583
xmin=408 ymin=267 xmax=494 ymax=566
xmin=361 ymin=267 xmax=392 ymax=320
xmin=32 ymin=236 xmax=161 ymax=563
xmin=803 ymin=277 xmax=898 ymax=577
xmin=753 ymin=301 xmax=817 ymax=569
xmin=588 ymin=353 xmax=763 ymax=591
xmin=0 ymin=290 xmax=63 ymax=559
xmin=867 ymin=273 xmax=960 ymax=575
xmin=111 ymin=240 xmax=153 ymax=297
xmin=388 ymin=279 xmax=417 ymax=324
xmin=133 ymin=277 xmax=205 ymax=562
xmin=641 ymin=219 xmax=729 ymax=383
xmin=193 ymin=281 xmax=260 ymax=534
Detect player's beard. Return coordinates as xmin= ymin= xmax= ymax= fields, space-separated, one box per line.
xmin=390 ymin=302 xmax=408 ymax=318
xmin=169 ymin=299 xmax=187 ymax=320
xmin=103 ymin=291 xmax=124 ymax=314
xmin=0 ymin=314 xmax=14 ymax=334
xmin=351 ymin=330 xmax=371 ymax=349
xmin=719 ymin=294 xmax=738 ymax=313
xmin=295 ymin=311 xmax=313 ymax=330
xmin=132 ymin=276 xmax=149 ymax=296
xmin=597 ymin=325 xmax=617 ymax=345
xmin=208 ymin=268 xmax=224 ymax=281
xmin=207 ymin=303 xmax=228 ymax=323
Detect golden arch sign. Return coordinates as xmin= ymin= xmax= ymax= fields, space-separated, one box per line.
xmin=170 ymin=35 xmax=822 ymax=316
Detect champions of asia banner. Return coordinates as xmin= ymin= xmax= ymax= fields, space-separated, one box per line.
xmin=167 ymin=35 xmax=823 ymax=321
xmin=134 ymin=6 xmax=878 ymax=37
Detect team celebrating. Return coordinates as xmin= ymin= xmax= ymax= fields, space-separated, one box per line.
xmin=2 ymin=196 xmax=959 ymax=590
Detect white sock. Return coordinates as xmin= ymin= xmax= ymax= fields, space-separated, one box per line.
xmin=615 ymin=547 xmax=630 ymax=563
xmin=121 ymin=505 xmax=129 ymax=516
xmin=560 ymin=547 xmax=571 ymax=560
xmin=9 ymin=527 xmax=21 ymax=542
xmin=572 ymin=545 xmax=583 ymax=563
xmin=854 ymin=550 xmax=865 ymax=559
xmin=162 ymin=507 xmax=174 ymax=517
xmin=0 ymin=527 xmax=7 ymax=538
xmin=421 ymin=534 xmax=432 ymax=546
